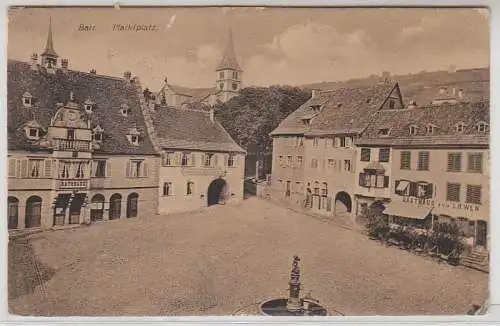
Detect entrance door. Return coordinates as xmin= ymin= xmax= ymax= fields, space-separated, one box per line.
xmin=25 ymin=196 xmax=42 ymax=228
xmin=126 ymin=193 xmax=139 ymax=218
xmin=207 ymin=178 xmax=227 ymax=206
xmin=8 ymin=197 xmax=19 ymax=230
xmin=109 ymin=194 xmax=122 ymax=220
xmin=90 ymin=194 xmax=105 ymax=222
xmin=476 ymin=220 xmax=488 ymax=248
xmin=69 ymin=194 xmax=84 ymax=224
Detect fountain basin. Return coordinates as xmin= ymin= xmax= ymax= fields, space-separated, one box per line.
xmin=259 ymin=298 xmax=329 ymax=316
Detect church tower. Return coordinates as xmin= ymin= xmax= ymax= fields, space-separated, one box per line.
xmin=41 ymin=17 xmax=59 ymax=69
xmin=215 ymin=24 xmax=242 ymax=103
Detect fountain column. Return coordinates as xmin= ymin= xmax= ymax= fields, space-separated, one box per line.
xmin=286 ymin=255 xmax=302 ymax=313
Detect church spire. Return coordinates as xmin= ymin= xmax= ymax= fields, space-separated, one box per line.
xmin=41 ymin=17 xmax=58 ymax=59
xmin=216 ymin=23 xmax=241 ymax=71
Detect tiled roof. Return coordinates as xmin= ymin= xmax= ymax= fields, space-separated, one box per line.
xmin=270 ymin=83 xmax=400 ymax=136
xmin=151 ymin=106 xmax=245 ymax=153
xmin=402 ymin=81 xmax=489 ymax=106
xmin=357 ymin=101 xmax=490 ymax=147
xmin=356 ymin=135 xmax=489 ymax=147
xmin=7 ymin=60 xmax=157 ymax=155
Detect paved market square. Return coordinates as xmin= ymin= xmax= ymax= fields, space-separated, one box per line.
xmin=8 ymin=198 xmax=488 ymax=316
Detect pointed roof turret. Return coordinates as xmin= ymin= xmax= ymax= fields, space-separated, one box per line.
xmin=41 ymin=17 xmax=58 ymax=58
xmin=216 ymin=24 xmax=241 ymax=72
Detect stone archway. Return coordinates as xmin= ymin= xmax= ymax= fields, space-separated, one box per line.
xmin=207 ymin=178 xmax=227 ymax=206
xmin=8 ymin=196 xmax=19 ymax=230
xmin=334 ymin=191 xmax=352 ymax=214
xmin=126 ymin=193 xmax=139 ymax=218
xmin=90 ymin=194 xmax=105 ymax=222
xmin=25 ymin=195 xmax=42 ymax=228
xmin=109 ymin=193 xmax=122 ymax=220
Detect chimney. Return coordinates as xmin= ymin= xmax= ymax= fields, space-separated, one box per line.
xmin=452 ymin=87 xmax=456 ymax=96
xmin=89 ymin=68 xmax=96 ymax=74
xmin=124 ymin=71 xmax=132 ymax=82
xmin=61 ymin=58 xmax=69 ymax=72
xmin=311 ymin=89 xmax=320 ymax=99
xmin=209 ymin=107 xmax=215 ymax=122
xmin=458 ymin=88 xmax=464 ymax=99
xmin=30 ymin=53 xmax=38 ymax=70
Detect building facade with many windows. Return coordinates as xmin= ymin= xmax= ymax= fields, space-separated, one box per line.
xmin=270 ymin=83 xmax=404 ymax=217
xmin=7 ymin=20 xmax=245 ymax=232
xmin=7 ymin=23 xmax=159 ymax=230
xmin=150 ymin=106 xmax=246 ymax=215
xmin=355 ymin=101 xmax=490 ymax=248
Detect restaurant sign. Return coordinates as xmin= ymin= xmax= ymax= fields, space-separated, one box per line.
xmin=402 ymin=196 xmax=480 ymax=212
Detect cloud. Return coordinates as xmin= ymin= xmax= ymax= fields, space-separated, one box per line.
xmin=166 ymin=15 xmax=177 ymax=29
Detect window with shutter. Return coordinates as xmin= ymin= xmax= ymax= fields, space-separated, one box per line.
xmin=44 ymin=159 xmax=53 ymax=178
xmin=447 ymin=152 xmax=462 ymax=172
xmin=191 ymin=153 xmax=196 ymax=166
xmin=417 ymin=151 xmax=430 ymax=171
xmin=106 ymin=161 xmax=111 ymax=177
xmin=466 ymin=185 xmax=481 ymax=204
xmin=214 ymin=154 xmax=218 ymax=167
xmin=126 ymin=161 xmax=131 ymax=178
xmin=143 ymin=162 xmax=148 ymax=177
xmin=334 ymin=137 xmax=340 ymax=147
xmin=467 ymin=153 xmax=483 ymax=173
xmin=426 ymin=183 xmax=434 ymax=198
xmin=446 ymin=183 xmax=460 ymax=202
xmin=360 ymin=148 xmax=371 ymax=162
xmin=8 ymin=158 xmax=16 ymax=177
xmin=379 ymin=148 xmax=390 ymax=162
xmin=359 ymin=173 xmax=365 ymax=187
xmin=400 ymin=151 xmax=411 ymax=169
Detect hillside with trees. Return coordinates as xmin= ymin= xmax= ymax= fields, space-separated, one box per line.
xmin=215 ymin=86 xmax=311 ymax=155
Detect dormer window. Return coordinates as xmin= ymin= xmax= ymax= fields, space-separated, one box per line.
xmin=366 ymin=98 xmax=371 ymax=104
xmin=28 ymin=128 xmax=39 ymax=139
xmin=425 ymin=124 xmax=436 ymax=135
xmin=24 ymin=120 xmax=42 ymax=140
xmin=476 ymin=121 xmax=489 ymax=133
xmin=22 ymin=92 xmax=33 ymax=108
xmin=92 ymin=125 xmax=104 ymax=142
xmin=337 ymin=103 xmax=343 ymax=109
xmin=120 ymin=104 xmax=131 ymax=117
xmin=84 ymin=99 xmax=95 ymax=113
xmin=456 ymin=122 xmax=466 ymax=133
xmin=127 ymin=127 xmax=141 ymax=146
xmin=302 ymin=119 xmax=311 ymax=127
xmin=378 ymin=128 xmax=390 ymax=136
xmin=310 ymin=105 xmax=321 ymax=112
xmin=409 ymin=125 xmax=417 ymax=135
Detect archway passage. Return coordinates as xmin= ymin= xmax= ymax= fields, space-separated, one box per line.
xmin=334 ymin=191 xmax=352 ymax=214
xmin=8 ymin=196 xmax=19 ymax=230
xmin=90 ymin=194 xmax=105 ymax=222
xmin=127 ymin=193 xmax=139 ymax=218
xmin=25 ymin=195 xmax=42 ymax=228
xmin=207 ymin=178 xmax=227 ymax=206
xmin=109 ymin=193 xmax=122 ymax=220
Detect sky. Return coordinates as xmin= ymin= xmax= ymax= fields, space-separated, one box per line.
xmin=8 ymin=7 xmax=489 ymax=90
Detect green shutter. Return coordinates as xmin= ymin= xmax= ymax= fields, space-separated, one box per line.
xmin=44 ymin=159 xmax=53 ymax=178
xmin=8 ymin=158 xmax=16 ymax=177
xmin=21 ymin=159 xmax=28 ymax=178
xmin=106 ymin=160 xmax=111 ymax=177
xmin=126 ymin=160 xmax=131 ymax=178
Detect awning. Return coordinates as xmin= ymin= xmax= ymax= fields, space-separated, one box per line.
xmin=383 ymin=201 xmax=433 ymax=220
xmin=396 ymin=180 xmax=410 ymax=192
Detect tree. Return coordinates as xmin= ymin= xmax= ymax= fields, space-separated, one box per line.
xmin=215 ymin=86 xmax=311 ymax=154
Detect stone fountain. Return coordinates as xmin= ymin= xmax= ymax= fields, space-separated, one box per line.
xmin=258 ymin=255 xmax=329 ymax=316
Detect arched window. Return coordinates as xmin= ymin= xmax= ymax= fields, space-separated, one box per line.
xmin=127 ymin=193 xmax=139 ymax=218
xmin=8 ymin=197 xmax=19 ymax=230
xmin=25 ymin=195 xmax=42 ymax=228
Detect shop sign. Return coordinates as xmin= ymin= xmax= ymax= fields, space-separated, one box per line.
xmin=402 ymin=196 xmax=480 ymax=212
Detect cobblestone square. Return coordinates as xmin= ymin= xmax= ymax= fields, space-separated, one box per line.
xmin=8 ymin=198 xmax=488 ymax=316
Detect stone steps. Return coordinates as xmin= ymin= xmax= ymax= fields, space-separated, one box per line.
xmin=461 ymin=249 xmax=489 ymax=273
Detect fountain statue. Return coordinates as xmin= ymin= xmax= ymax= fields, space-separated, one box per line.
xmin=257 ymin=255 xmax=330 ymax=316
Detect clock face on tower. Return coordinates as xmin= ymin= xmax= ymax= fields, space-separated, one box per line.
xmin=67 ymin=110 xmax=78 ymax=121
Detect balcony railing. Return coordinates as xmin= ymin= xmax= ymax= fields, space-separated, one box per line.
xmin=56 ymin=179 xmax=89 ymax=190
xmin=55 ymin=139 xmax=91 ymax=152
xmin=181 ymin=167 xmax=226 ymax=177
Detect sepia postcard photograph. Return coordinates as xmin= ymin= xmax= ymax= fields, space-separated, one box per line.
xmin=5 ymin=6 xmax=490 ymax=317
